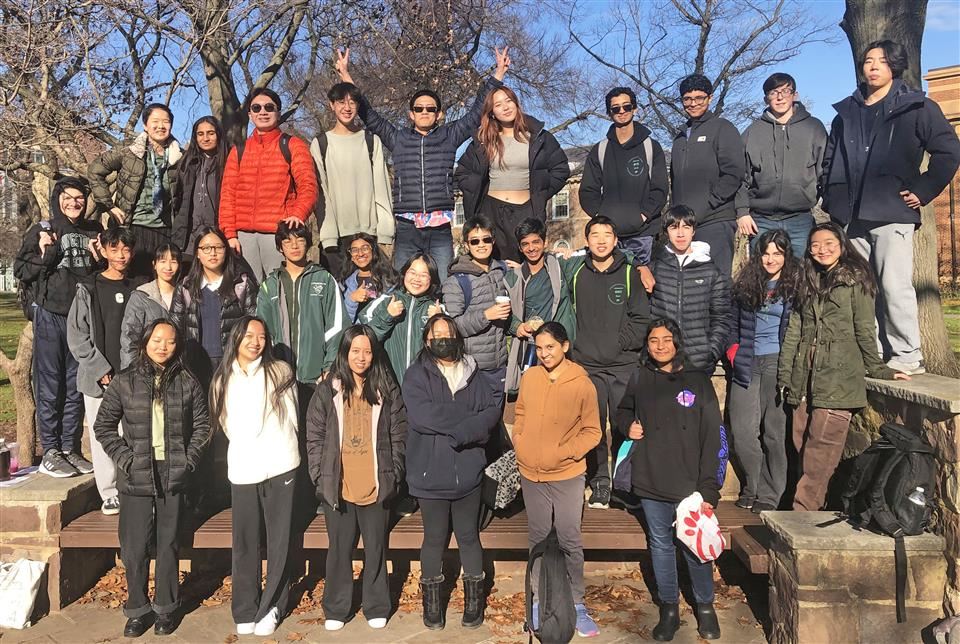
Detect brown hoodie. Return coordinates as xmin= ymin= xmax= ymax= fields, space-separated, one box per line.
xmin=512 ymin=361 xmax=602 ymax=482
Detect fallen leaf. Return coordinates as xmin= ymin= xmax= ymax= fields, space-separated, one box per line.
xmin=286 ymin=633 xmax=305 ymax=642
xmin=223 ymin=635 xmax=238 ymax=644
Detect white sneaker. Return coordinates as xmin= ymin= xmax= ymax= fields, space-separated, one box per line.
xmin=324 ymin=619 xmax=345 ymax=631
xmin=886 ymin=359 xmax=925 ymax=375
xmin=253 ymin=607 xmax=279 ymax=636
xmin=367 ymin=617 xmax=387 ymax=629
xmin=236 ymin=622 xmax=255 ymax=635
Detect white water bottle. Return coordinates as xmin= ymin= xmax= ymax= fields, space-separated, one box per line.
xmin=907 ymin=487 xmax=926 ymax=506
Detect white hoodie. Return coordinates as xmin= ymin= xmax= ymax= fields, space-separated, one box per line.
xmin=665 ymin=240 xmax=712 ymax=267
xmin=221 ymin=358 xmax=300 ymax=485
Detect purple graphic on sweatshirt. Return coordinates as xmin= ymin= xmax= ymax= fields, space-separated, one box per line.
xmin=676 ymin=389 xmax=696 ymax=407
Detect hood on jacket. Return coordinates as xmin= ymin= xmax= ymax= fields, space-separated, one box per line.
xmin=448 ymin=254 xmax=505 ymax=278
xmin=129 ymin=131 xmax=183 ymax=166
xmin=135 ymin=279 xmax=166 ymax=307
xmin=583 ymin=248 xmax=629 ymax=273
xmin=836 ymin=79 xmax=925 ymax=118
xmin=548 ymin=360 xmax=590 ymax=386
xmin=605 ymin=121 xmax=653 ymax=148
xmin=760 ymin=101 xmax=814 ymax=126
xmin=49 ymin=176 xmax=93 ymax=223
xmin=664 ymin=240 xmax=711 ymax=264
xmin=422 ymin=353 xmax=479 ymax=394
xmin=684 ymin=109 xmax=717 ymax=129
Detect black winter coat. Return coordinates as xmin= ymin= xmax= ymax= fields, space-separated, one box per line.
xmin=305 ymin=377 xmax=407 ymax=510
xmin=92 ymin=362 xmax=210 ymax=496
xmin=728 ymin=299 xmax=792 ymax=388
xmin=822 ymin=80 xmax=960 ymax=226
xmin=172 ymin=153 xmax=221 ymax=253
xmin=170 ymin=274 xmax=258 ymax=358
xmin=360 ymin=77 xmax=503 ymax=214
xmin=650 ymin=243 xmax=733 ymax=371
xmin=454 ymin=117 xmax=571 ymax=220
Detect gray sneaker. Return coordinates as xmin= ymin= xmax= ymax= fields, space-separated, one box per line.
xmin=101 ymin=496 xmax=120 ymax=515
xmin=39 ymin=449 xmax=79 ymax=478
xmin=886 ymin=359 xmax=925 ymax=375
xmin=63 ymin=451 xmax=94 ymax=475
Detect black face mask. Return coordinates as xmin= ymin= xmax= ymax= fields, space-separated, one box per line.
xmin=429 ymin=338 xmax=459 ymax=360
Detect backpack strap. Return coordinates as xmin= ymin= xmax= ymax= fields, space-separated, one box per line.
xmin=525 ymin=536 xmax=550 ymax=641
xmin=570 ymin=263 xmax=586 ymax=310
xmin=625 ymin=264 xmax=631 ymax=298
xmin=597 ymin=139 xmax=608 ymax=169
xmin=455 ymin=273 xmax=473 ymax=310
xmin=643 ymin=137 xmax=653 ymax=180
xmin=279 ymin=133 xmax=292 ymax=165
xmin=894 ymin=533 xmax=907 ymax=623
xmin=234 ymin=140 xmax=245 ymax=164
xmin=315 ymin=130 xmax=375 ymax=167
xmin=364 ymin=130 xmax=375 ymax=165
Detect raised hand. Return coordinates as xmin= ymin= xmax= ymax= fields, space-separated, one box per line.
xmin=494 ymin=46 xmax=510 ymax=81
xmin=335 ymin=48 xmax=354 ymax=84
xmin=427 ymin=300 xmax=443 ymax=317
xmin=386 ymin=294 xmax=405 ymax=318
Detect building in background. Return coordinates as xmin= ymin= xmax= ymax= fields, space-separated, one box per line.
xmin=926 ymin=65 xmax=960 ymax=289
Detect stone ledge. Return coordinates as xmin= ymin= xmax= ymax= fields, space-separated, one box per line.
xmin=0 ymin=473 xmax=95 ymax=503
xmin=763 ymin=511 xmax=945 ymax=551
xmin=865 ymin=373 xmax=960 ymax=414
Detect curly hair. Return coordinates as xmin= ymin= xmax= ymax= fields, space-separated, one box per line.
xmin=732 ymin=229 xmax=801 ymax=311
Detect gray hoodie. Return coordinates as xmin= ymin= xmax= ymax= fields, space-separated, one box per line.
xmin=119 ymin=280 xmax=172 ymax=370
xmin=736 ymin=102 xmax=827 ymax=219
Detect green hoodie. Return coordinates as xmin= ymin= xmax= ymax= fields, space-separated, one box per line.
xmin=363 ymin=289 xmax=438 ymax=384
xmin=257 ymin=262 xmax=344 ymax=383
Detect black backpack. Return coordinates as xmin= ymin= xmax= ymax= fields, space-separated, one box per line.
xmin=16 ymin=277 xmax=39 ymax=321
xmin=525 ymin=527 xmax=576 ymax=644
xmin=841 ymin=422 xmax=936 ymax=623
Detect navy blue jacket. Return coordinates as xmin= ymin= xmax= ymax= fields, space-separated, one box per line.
xmin=402 ymin=355 xmax=501 ymax=500
xmin=729 ymin=300 xmax=792 ymax=389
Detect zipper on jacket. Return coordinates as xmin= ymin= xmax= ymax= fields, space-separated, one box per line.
xmin=420 ymin=137 xmax=427 ymax=214
xmin=405 ymin=294 xmax=413 ymax=368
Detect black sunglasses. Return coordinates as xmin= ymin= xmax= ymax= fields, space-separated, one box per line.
xmin=250 ymin=103 xmax=278 ymax=113
xmin=609 ymin=104 xmax=635 ymax=114
xmin=412 ymin=105 xmax=439 ymax=113
xmin=468 ymin=236 xmax=494 ymax=246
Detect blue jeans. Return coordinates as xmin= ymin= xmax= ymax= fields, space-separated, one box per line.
xmin=32 ymin=305 xmax=83 ymax=452
xmin=752 ymin=213 xmax=814 ymax=259
xmin=393 ymin=219 xmax=454 ymax=281
xmin=639 ymin=497 xmax=715 ymax=605
xmin=617 ymin=234 xmax=654 ymax=265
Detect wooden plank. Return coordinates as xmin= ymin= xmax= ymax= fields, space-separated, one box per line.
xmin=730 ymin=525 xmax=772 ymax=574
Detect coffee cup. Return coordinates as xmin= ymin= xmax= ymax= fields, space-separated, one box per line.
xmin=495 ymin=296 xmax=510 ymax=306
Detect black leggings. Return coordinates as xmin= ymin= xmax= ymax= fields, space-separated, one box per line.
xmin=418 ymin=487 xmax=483 ymax=578
xmin=482 ymin=196 xmax=538 ymax=264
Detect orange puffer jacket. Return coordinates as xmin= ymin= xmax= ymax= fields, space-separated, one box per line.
xmin=219 ymin=129 xmax=318 ymax=238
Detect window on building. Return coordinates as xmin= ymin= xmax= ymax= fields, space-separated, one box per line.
xmin=454 ymin=198 xmax=465 ymax=227
xmin=551 ymin=190 xmax=569 ymax=220
xmin=552 ymin=239 xmax=571 ymax=251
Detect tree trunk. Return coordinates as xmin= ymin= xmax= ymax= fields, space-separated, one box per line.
xmin=0 ymin=324 xmax=37 ymax=466
xmin=202 ymin=45 xmax=247 ymax=147
xmin=840 ymin=0 xmax=959 ymax=377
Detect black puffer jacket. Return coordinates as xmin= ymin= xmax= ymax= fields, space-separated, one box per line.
xmin=650 ymin=242 xmax=733 ymax=371
xmin=454 ymin=117 xmax=570 ymax=219
xmin=305 ymin=377 xmax=407 ymax=510
xmin=359 ymin=77 xmax=503 ymax=214
xmin=172 ymin=153 xmax=221 ymax=253
xmin=92 ymin=361 xmax=210 ymax=496
xmin=169 ymin=273 xmax=258 ymax=353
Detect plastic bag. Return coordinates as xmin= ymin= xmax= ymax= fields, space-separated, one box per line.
xmin=0 ymin=558 xmax=46 ymax=629
xmin=675 ymin=492 xmax=725 ymax=563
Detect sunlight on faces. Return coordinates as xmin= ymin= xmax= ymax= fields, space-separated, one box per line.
xmin=809 ymin=229 xmax=842 ymax=270
xmin=765 ymin=84 xmax=795 ymax=118
xmin=154 ymin=251 xmax=180 ymax=285
xmin=330 ymin=96 xmax=358 ymax=126
xmin=197 ymin=233 xmax=227 ymax=272
xmin=863 ymin=48 xmax=894 ymax=91
xmin=519 ymin=233 xmax=545 ymax=265
xmin=146 ymin=322 xmax=177 ymax=366
xmin=467 ymin=227 xmax=495 ymax=262
xmin=427 ymin=319 xmax=455 ymax=343
xmin=102 ymin=241 xmax=132 ymax=273
xmin=491 ymin=90 xmax=517 ymax=125
xmin=586 ymin=224 xmax=616 ymax=260
xmin=403 ymin=258 xmax=432 ymax=296
xmin=761 ymin=242 xmax=785 ymax=280
xmin=409 ymin=96 xmax=440 ymax=131
xmin=249 ymin=95 xmax=280 ymax=131
xmin=58 ymin=188 xmax=86 ymax=220
xmin=608 ymin=93 xmax=636 ymax=125
xmin=144 ymin=109 xmax=172 ymax=146
xmin=681 ymin=91 xmax=711 ymax=119
xmin=195 ymin=122 xmax=218 ymax=153
xmin=280 ymin=236 xmax=308 ymax=263
xmin=238 ymin=320 xmax=266 ymax=364
xmin=667 ymin=221 xmax=694 ymax=254
xmin=535 ymin=330 xmax=569 ymax=372
xmin=647 ymin=326 xmax=677 ymax=367
xmin=349 ymin=239 xmax=373 ymax=270
xmin=348 ymin=334 xmax=373 ymax=377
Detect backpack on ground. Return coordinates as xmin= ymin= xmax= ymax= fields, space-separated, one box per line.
xmin=525 ymin=527 xmax=576 ymax=644
xmin=841 ymin=422 xmax=936 ymax=623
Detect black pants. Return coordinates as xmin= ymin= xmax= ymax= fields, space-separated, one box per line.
xmin=321 ymin=500 xmax=391 ymax=621
xmin=119 ymin=464 xmax=183 ymax=618
xmin=482 ymin=196 xmax=538 ymax=263
xmin=231 ymin=469 xmax=297 ymax=624
xmin=418 ymin=487 xmax=483 ymax=578
xmin=130 ymin=224 xmax=172 ymax=279
xmin=693 ymin=220 xmax=736 ymax=283
xmin=584 ymin=363 xmax=635 ymax=487
xmin=32 ymin=305 xmax=83 ymax=453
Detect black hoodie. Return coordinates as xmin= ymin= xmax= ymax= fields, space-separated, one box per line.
xmin=564 ymin=249 xmax=651 ymax=368
xmin=14 ymin=178 xmax=103 ymax=316
xmin=579 ymin=122 xmax=668 ymax=237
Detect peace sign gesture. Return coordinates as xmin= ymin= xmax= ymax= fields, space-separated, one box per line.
xmin=335 ymin=48 xmax=354 ymax=84
xmin=494 ymin=46 xmax=510 ymax=81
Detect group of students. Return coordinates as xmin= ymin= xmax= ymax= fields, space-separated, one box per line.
xmin=12 ymin=37 xmax=960 ymax=642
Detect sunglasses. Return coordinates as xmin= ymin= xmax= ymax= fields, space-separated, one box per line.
xmin=609 ymin=104 xmax=635 ymax=114
xmin=250 ymin=103 xmax=278 ymax=113
xmin=468 ymin=236 xmax=494 ymax=246
xmin=412 ymin=105 xmax=439 ymax=113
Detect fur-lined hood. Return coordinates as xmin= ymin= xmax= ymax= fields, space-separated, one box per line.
xmin=129 ymin=131 xmax=182 ymax=165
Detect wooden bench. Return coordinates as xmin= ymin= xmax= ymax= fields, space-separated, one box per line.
xmin=60 ymin=501 xmax=770 ymax=569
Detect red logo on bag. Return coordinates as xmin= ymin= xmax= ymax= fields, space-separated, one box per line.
xmin=681 ymin=509 xmax=725 ymax=562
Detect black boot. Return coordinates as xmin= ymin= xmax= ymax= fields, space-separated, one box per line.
xmin=652 ymin=603 xmax=680 ymax=641
xmin=123 ymin=613 xmax=154 ymax=638
xmin=461 ymin=573 xmax=485 ymax=628
xmin=420 ymin=575 xmax=445 ymax=630
xmin=153 ymin=612 xmax=178 ymax=636
xmin=696 ymin=603 xmax=721 ymax=639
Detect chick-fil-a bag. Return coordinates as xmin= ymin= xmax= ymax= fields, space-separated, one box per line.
xmin=675 ymin=491 xmax=725 ymax=563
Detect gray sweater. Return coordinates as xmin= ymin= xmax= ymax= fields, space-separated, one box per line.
xmin=120 ymin=281 xmax=172 ymax=370
xmin=441 ymin=255 xmax=509 ymax=371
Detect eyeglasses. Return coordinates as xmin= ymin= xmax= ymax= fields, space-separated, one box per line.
xmin=810 ymin=241 xmax=840 ymax=252
xmin=250 ymin=103 xmax=278 ymax=113
xmin=468 ymin=236 xmax=494 ymax=246
xmin=281 ymin=238 xmax=307 ymax=248
xmin=766 ymin=88 xmax=795 ymax=99
xmin=609 ymin=104 xmax=635 ymax=114
xmin=348 ymin=245 xmax=373 ymax=256
xmin=198 ymin=245 xmax=226 ymax=255
xmin=411 ymin=105 xmax=439 ymax=113
xmin=681 ymin=95 xmax=709 ymax=106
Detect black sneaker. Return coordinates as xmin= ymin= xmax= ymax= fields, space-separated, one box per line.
xmin=587 ymin=482 xmax=611 ymax=509
xmin=102 ymin=496 xmax=120 ymax=516
xmin=751 ymin=501 xmax=776 ymax=514
xmin=39 ymin=449 xmax=79 ymax=478
xmin=63 ymin=451 xmax=94 ymax=475
xmin=735 ymin=497 xmax=754 ymax=510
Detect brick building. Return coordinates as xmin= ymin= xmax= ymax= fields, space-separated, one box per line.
xmin=925 ymin=65 xmax=960 ymax=288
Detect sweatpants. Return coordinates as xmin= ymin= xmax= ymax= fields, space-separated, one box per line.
xmin=583 ymin=363 xmax=634 ymax=487
xmin=321 ymin=500 xmax=391 ymax=621
xmin=119 ymin=465 xmax=183 ymax=618
xmin=482 ymin=196 xmax=538 ymax=264
xmin=640 ymin=497 xmax=714 ymax=605
xmin=729 ymin=354 xmax=787 ymax=508
xmin=791 ymin=403 xmax=853 ymax=511
xmin=521 ymin=474 xmax=586 ymax=603
xmin=32 ymin=305 xmax=83 ymax=453
xmin=418 ymin=486 xmax=483 ymax=578
xmin=237 ymin=230 xmax=284 ymax=284
xmin=83 ymin=395 xmax=117 ymax=501
xmin=846 ymin=220 xmax=921 ymax=363
xmin=231 ymin=469 xmax=297 ymax=624
xmin=130 ymin=225 xmax=172 ymax=279
xmin=694 ymin=220 xmax=737 ymax=282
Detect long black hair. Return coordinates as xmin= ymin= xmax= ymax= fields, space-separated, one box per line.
xmin=418 ymin=313 xmax=466 ymax=364
xmin=639 ymin=317 xmax=687 ymax=372
xmin=798 ymin=222 xmax=876 ymax=305
xmin=329 ymin=325 xmax=395 ymax=407
xmin=398 ymin=251 xmax=441 ymax=300
xmin=732 ymin=229 xmax=801 ymax=311
xmin=208 ymin=316 xmax=296 ymax=434
xmin=135 ymin=318 xmax=186 ymax=397
xmin=180 ymin=116 xmax=229 ymax=176
xmin=342 ymin=232 xmax=398 ymax=289
xmin=184 ymin=226 xmax=243 ymax=301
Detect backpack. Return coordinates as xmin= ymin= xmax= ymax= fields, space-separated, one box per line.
xmin=455 ymin=273 xmax=473 ymax=309
xmin=597 ymin=136 xmax=654 ymax=180
xmin=313 ymin=130 xmax=376 ymax=167
xmin=16 ymin=278 xmax=38 ymax=321
xmin=234 ymin=133 xmax=324 ymax=224
xmin=525 ymin=527 xmax=576 ymax=644
xmin=840 ymin=422 xmax=936 ymax=623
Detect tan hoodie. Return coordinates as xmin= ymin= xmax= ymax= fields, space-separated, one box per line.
xmin=512 ymin=361 xmax=602 ymax=482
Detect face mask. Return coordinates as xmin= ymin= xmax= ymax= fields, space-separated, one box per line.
xmin=429 ymin=338 xmax=459 ymax=360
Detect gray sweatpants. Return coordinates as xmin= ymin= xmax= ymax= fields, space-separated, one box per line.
xmin=237 ymin=231 xmax=284 ymax=283
xmin=84 ymin=394 xmax=117 ymax=502
xmin=521 ymin=474 xmax=586 ymax=604
xmin=729 ymin=354 xmax=787 ymax=508
xmin=846 ymin=220 xmax=921 ymax=363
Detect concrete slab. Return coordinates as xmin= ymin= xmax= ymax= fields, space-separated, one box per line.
xmin=762 ymin=511 xmax=945 ymax=551
xmin=866 ymin=373 xmax=960 ymax=414
xmin=0 ymin=473 xmax=96 ymax=504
